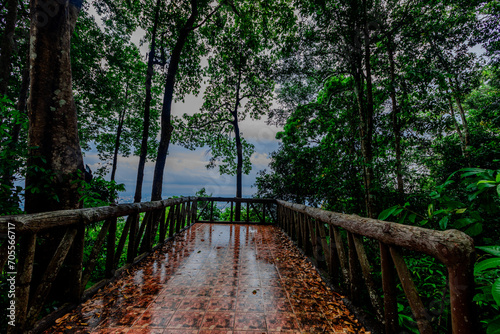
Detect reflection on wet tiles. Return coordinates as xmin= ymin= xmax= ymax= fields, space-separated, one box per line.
xmin=233 ymin=313 xmax=267 ymax=331
xmin=200 ymin=312 xmax=235 ymax=330
xmin=45 ymin=223 xmax=368 ymax=334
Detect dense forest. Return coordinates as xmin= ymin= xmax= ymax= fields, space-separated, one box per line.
xmin=1 ymin=0 xmax=499 ymax=332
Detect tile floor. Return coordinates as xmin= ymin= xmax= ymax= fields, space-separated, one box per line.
xmin=45 ymin=224 xmax=367 ymax=333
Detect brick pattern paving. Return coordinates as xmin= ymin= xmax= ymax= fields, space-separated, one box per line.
xmin=45 ymin=223 xmax=368 ymax=333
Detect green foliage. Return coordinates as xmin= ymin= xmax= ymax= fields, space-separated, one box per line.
xmin=80 ymin=176 xmax=125 ymax=208
xmin=72 ymin=9 xmax=160 ymax=177
xmin=394 ymin=255 xmax=449 ymax=333
xmin=378 ymin=168 xmax=500 ymax=241
xmin=83 ymin=216 xmax=129 ymax=287
xmin=475 ymin=247 xmax=500 ymax=333
xmin=0 ymin=95 xmax=28 ymax=215
xmin=379 ymin=167 xmax=500 ymax=332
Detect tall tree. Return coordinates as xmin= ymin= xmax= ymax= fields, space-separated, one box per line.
xmin=150 ymin=0 xmax=220 ymax=201
xmin=0 ymin=0 xmax=18 ymax=98
xmin=176 ymin=1 xmax=283 ymax=205
xmin=131 ymin=0 xmax=162 ymax=203
xmin=25 ymin=0 xmax=85 ymax=213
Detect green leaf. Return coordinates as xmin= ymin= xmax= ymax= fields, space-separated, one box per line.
xmin=497 ymin=184 xmax=500 ymax=197
xmin=419 ymin=219 xmax=428 ymax=226
xmin=393 ymin=208 xmax=404 ymax=216
xmin=455 ymin=208 xmax=467 ymax=214
xmin=408 ymin=213 xmax=416 ymax=223
xmin=487 ymin=317 xmax=500 ymax=334
xmin=478 ymin=180 xmax=496 ymax=186
xmin=477 ymin=246 xmax=500 ymax=257
xmin=493 ymin=278 xmax=500 ymax=307
xmin=465 ymin=223 xmax=483 ymax=237
xmin=433 ymin=209 xmax=446 ymax=216
xmin=496 ymin=174 xmax=500 ymax=183
xmin=474 ymin=258 xmax=500 ymax=275
xmin=439 ymin=216 xmax=449 ymax=229
xmin=460 ymin=168 xmax=486 ymax=175
xmin=455 ymin=218 xmax=475 ymax=229
xmin=378 ymin=205 xmax=399 ymax=221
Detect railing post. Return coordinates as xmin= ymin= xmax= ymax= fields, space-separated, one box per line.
xmin=185 ymin=200 xmax=191 ymax=226
xmin=332 ymin=226 xmax=349 ymax=285
xmin=380 ymin=242 xmax=399 ymax=334
xmin=127 ymin=214 xmax=138 ymax=263
xmin=159 ymin=208 xmax=167 ymax=243
xmin=192 ymin=199 xmax=198 ymax=224
xmin=175 ymin=203 xmax=181 ymax=233
xmin=68 ymin=223 xmax=85 ymax=301
xmin=246 ymin=201 xmax=249 ymax=223
xmin=181 ymin=201 xmax=188 ymax=229
xmin=13 ymin=232 xmax=36 ymax=334
xmin=106 ymin=218 xmax=117 ymax=278
xmin=303 ymin=213 xmax=312 ymax=256
xmin=390 ymin=246 xmax=433 ymax=334
xmin=167 ymin=206 xmax=175 ymax=238
xmin=235 ymin=199 xmax=241 ymax=221
xmin=230 ymin=201 xmax=234 ymax=222
xmin=448 ymin=259 xmax=476 ymax=334
xmin=347 ymin=232 xmax=362 ymax=304
xmin=210 ymin=200 xmax=214 ymax=222
xmin=114 ymin=217 xmax=131 ymax=268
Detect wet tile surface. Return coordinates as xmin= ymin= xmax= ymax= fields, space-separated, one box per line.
xmin=45 ymin=224 xmax=368 ymax=333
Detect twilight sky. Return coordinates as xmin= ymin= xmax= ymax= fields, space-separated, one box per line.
xmin=83 ymin=91 xmax=282 ymax=203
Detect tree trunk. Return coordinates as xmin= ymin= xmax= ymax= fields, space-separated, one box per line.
xmin=451 ymin=82 xmax=471 ymax=162
xmin=0 ymin=0 xmax=17 ymax=98
xmin=25 ymin=0 xmax=84 ymax=304
xmin=110 ymin=105 xmax=126 ymax=182
xmin=447 ymin=96 xmax=467 ymax=157
xmin=13 ymin=60 xmax=30 ymax=145
xmin=151 ymin=0 xmax=199 ymax=201
xmin=25 ymin=0 xmax=84 ymax=213
xmin=361 ymin=0 xmax=375 ymax=218
xmin=386 ymin=32 xmax=404 ymax=199
xmin=454 ymin=95 xmax=470 ymax=151
xmin=133 ymin=0 xmax=161 ymax=203
xmin=350 ymin=0 xmax=375 ymax=219
xmin=233 ymin=65 xmax=243 ymax=220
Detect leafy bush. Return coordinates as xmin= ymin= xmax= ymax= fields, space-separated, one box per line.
xmin=475 ymin=246 xmax=500 ymax=334
xmin=80 ymin=176 xmax=125 ymax=208
xmin=379 ymin=167 xmax=500 ymax=332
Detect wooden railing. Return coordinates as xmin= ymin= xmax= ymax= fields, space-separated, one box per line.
xmin=196 ymin=197 xmax=276 ymax=224
xmin=0 ymin=197 xmax=476 ymax=334
xmin=0 ymin=197 xmax=198 ymax=334
xmin=276 ymin=200 xmax=476 ymax=334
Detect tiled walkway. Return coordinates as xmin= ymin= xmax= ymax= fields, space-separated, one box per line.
xmin=46 ymin=224 xmax=368 ymax=333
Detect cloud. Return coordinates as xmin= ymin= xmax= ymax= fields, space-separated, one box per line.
xmin=250 ymin=152 xmax=271 ymax=169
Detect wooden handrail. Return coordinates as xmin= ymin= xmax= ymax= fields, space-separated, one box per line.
xmin=276 ymin=200 xmax=474 ymax=266
xmin=276 ymin=200 xmax=476 ymax=334
xmin=0 ymin=197 xmax=196 ymax=233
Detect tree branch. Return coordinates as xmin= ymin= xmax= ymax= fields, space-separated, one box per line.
xmin=190 ymin=3 xmax=222 ymax=31
xmin=191 ymin=117 xmax=233 ymax=130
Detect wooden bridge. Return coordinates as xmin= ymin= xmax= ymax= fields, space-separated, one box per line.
xmin=0 ymin=197 xmax=476 ymax=333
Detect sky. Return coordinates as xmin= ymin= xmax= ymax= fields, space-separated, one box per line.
xmin=83 ymin=88 xmax=283 ymax=203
